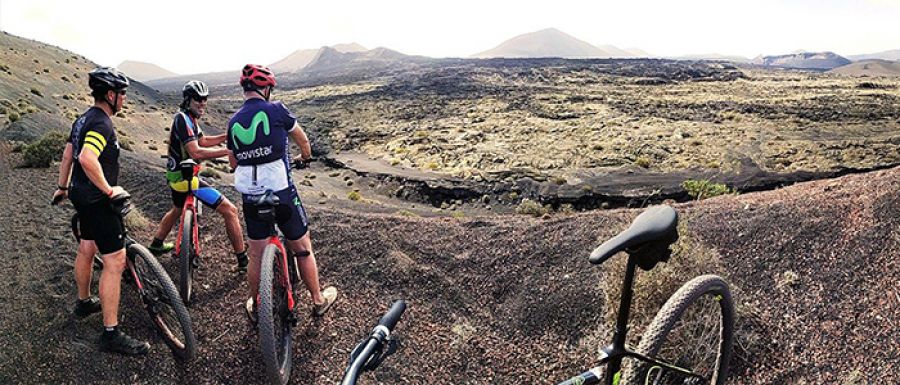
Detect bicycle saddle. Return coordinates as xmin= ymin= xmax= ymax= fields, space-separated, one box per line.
xmin=252 ymin=190 xmax=280 ymax=207
xmin=589 ymin=205 xmax=678 ymax=266
xmin=179 ymin=159 xmax=198 ymax=180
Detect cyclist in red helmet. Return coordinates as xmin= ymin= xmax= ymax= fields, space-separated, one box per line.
xmin=227 ymin=64 xmax=337 ymax=321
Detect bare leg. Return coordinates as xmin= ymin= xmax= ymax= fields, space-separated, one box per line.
xmin=75 ymin=240 xmax=98 ymax=300
xmin=99 ymin=249 xmax=126 ymax=327
xmin=286 ymin=233 xmax=324 ymax=304
xmin=154 ymin=206 xmax=182 ymax=241
xmin=247 ymin=239 xmax=267 ymax=300
xmin=216 ymin=199 xmax=245 ymax=253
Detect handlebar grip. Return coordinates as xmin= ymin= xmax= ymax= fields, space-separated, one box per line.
xmin=377 ymin=300 xmax=407 ymax=331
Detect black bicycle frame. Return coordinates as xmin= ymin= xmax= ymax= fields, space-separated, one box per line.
xmin=570 ymin=255 xmax=707 ymax=385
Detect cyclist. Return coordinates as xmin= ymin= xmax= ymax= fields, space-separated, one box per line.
xmin=226 ymin=64 xmax=337 ymax=321
xmin=147 ymin=80 xmax=249 ymax=271
xmin=50 ymin=67 xmax=150 ymax=356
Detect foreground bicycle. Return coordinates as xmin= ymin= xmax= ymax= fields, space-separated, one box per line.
xmin=559 ymin=205 xmax=735 ymax=385
xmin=340 ymin=300 xmax=406 ymax=385
xmin=60 ymin=192 xmax=197 ymax=360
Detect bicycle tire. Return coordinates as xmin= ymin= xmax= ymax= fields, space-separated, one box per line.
xmin=130 ymin=243 xmax=197 ymax=360
xmin=258 ymin=243 xmax=293 ymax=385
xmin=179 ymin=210 xmax=194 ymax=305
xmin=630 ymin=274 xmax=734 ymax=385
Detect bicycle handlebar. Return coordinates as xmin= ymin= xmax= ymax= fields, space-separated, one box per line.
xmin=291 ymin=157 xmax=318 ymax=170
xmin=340 ymin=299 xmax=407 ymax=385
xmin=377 ymin=300 xmax=406 ymax=331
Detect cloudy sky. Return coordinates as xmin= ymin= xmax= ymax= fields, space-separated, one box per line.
xmin=1 ymin=0 xmax=898 ymax=74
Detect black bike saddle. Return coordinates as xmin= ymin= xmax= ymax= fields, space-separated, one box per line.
xmin=589 ymin=205 xmax=678 ymax=265
xmin=252 ymin=190 xmax=280 ymax=207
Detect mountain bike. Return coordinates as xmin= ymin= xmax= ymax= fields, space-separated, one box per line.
xmin=61 ymin=192 xmax=197 ymax=360
xmin=558 ymin=205 xmax=735 ymax=385
xmin=340 ymin=300 xmax=406 ymax=385
xmin=174 ymin=159 xmax=202 ymax=305
xmin=250 ymin=188 xmax=305 ymax=385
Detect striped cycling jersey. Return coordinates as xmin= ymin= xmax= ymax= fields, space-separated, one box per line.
xmin=68 ymin=106 xmax=119 ymax=205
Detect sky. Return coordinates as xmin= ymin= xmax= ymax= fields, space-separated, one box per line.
xmin=1 ymin=0 xmax=898 ymax=75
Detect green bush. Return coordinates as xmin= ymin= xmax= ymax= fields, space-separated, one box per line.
xmin=635 ymin=156 xmax=652 ymax=168
xmin=22 ymin=131 xmax=68 ymax=168
xmin=516 ymin=198 xmax=550 ymax=217
xmin=682 ymin=179 xmax=733 ymax=200
xmin=7 ymin=111 xmax=19 ymax=122
xmin=348 ymin=191 xmax=361 ymax=201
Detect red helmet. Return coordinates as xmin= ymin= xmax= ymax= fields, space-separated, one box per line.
xmin=240 ymin=64 xmax=276 ymax=89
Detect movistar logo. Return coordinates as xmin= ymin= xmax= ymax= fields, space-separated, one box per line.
xmin=231 ymin=111 xmax=270 ymax=148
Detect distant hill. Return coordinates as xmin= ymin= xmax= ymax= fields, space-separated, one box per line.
xmin=752 ymin=51 xmax=851 ymax=70
xmin=117 ymin=60 xmax=178 ymax=82
xmin=302 ymin=46 xmax=419 ymax=75
xmin=624 ymin=47 xmax=652 ymax=57
xmin=595 ymin=44 xmax=639 ymax=58
xmin=472 ymin=28 xmax=612 ymax=58
xmin=847 ymin=49 xmax=900 ymax=62
xmin=269 ymin=43 xmax=367 ymax=73
xmin=829 ymin=59 xmax=900 ymax=77
xmin=672 ymin=53 xmax=751 ymax=62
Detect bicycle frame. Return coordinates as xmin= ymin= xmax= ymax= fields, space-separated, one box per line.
xmin=264 ymin=233 xmax=297 ymax=312
xmin=562 ymin=254 xmax=708 ymax=385
xmin=174 ymin=163 xmax=202 ymax=258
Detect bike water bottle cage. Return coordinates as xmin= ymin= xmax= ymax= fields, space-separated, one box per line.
xmin=179 ymin=159 xmax=199 ymax=182
xmin=589 ymin=205 xmax=679 ymax=270
xmin=253 ymin=190 xmax=280 ymax=222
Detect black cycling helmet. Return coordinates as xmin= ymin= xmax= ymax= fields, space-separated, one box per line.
xmin=88 ymin=67 xmax=129 ymax=93
xmin=88 ymin=67 xmax=129 ymax=113
xmin=182 ymin=80 xmax=209 ymax=100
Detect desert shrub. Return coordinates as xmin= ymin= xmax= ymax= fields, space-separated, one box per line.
xmin=348 ymin=191 xmax=361 ymax=201
xmin=557 ymin=203 xmax=576 ymax=214
xmin=7 ymin=111 xmax=19 ymax=122
xmin=199 ymin=168 xmax=219 ymax=179
xmin=396 ymin=209 xmax=419 ymax=217
xmin=682 ymin=179 xmax=733 ymax=200
xmin=450 ymin=211 xmax=464 ymax=218
xmin=552 ymin=176 xmax=567 ymax=185
xmin=516 ymin=198 xmax=550 ymax=217
xmin=30 ymin=88 xmax=43 ymax=97
xmin=634 ymin=156 xmax=652 ymax=168
xmin=124 ymin=206 xmax=151 ymax=230
xmin=22 ymin=131 xmax=68 ymax=168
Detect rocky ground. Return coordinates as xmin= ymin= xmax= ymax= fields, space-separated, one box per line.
xmin=1 ymin=139 xmax=897 ymax=385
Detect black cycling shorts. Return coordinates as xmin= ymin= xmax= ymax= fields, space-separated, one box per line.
xmin=241 ymin=187 xmax=309 ymax=241
xmin=74 ymin=199 xmax=125 ymax=255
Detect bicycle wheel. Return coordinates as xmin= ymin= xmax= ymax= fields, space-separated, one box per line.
xmin=258 ymin=243 xmax=293 ymax=385
xmin=130 ymin=244 xmax=197 ymax=360
xmin=179 ymin=210 xmax=195 ymax=305
xmin=630 ymin=275 xmax=734 ymax=385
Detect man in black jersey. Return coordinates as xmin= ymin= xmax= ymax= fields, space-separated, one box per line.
xmin=147 ymin=80 xmax=248 ymax=270
xmin=51 ymin=67 xmax=150 ymax=356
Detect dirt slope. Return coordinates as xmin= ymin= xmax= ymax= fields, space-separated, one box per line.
xmin=1 ymin=139 xmax=897 ymax=384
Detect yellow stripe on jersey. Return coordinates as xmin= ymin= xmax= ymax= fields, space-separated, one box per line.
xmin=86 ymin=131 xmax=107 ymax=149
xmin=84 ymin=136 xmax=105 ymax=153
xmin=84 ymin=141 xmax=102 ymax=156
